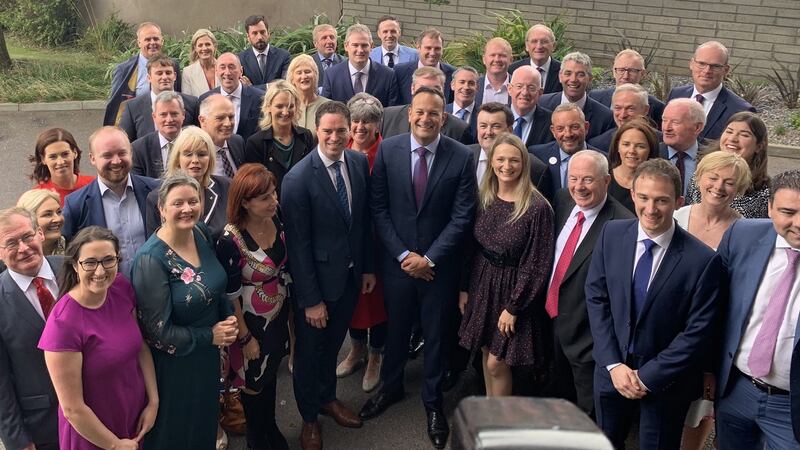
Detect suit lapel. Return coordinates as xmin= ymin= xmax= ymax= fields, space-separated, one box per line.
xmin=131 ymin=177 xmax=150 ymax=234
xmin=345 ymin=151 xmax=364 ymax=226
xmin=638 ymin=224 xmax=684 ymax=320
xmin=546 ymin=144 xmax=562 ymax=189
xmin=563 ymin=199 xmax=614 ymax=282
xmin=619 ymin=222 xmax=638 ymax=323
xmin=243 ymin=51 xmax=262 ymax=85
xmin=312 ymin=152 xmax=350 ymax=227
xmin=703 ymin=88 xmax=729 ymax=139
xmin=419 ymin=136 xmax=453 ymax=212
xmin=86 ymin=182 xmax=108 ymax=228
xmin=0 ymin=274 xmax=45 ymax=331
xmin=365 ymin=63 xmax=379 ymax=94
xmin=203 ymin=178 xmax=220 ymax=224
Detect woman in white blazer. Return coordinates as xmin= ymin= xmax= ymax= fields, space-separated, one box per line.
xmin=181 ymin=29 xmax=220 ymax=97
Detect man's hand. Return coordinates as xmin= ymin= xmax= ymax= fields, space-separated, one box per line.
xmin=401 ymin=253 xmax=434 ymax=281
xmin=362 ymin=273 xmax=377 ymax=294
xmin=240 ymin=75 xmax=253 ymax=86
xmin=609 ymin=364 xmax=646 ymax=399
xmin=305 ymin=302 xmax=328 ymax=329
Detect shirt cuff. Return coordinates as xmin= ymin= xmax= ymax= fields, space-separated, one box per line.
xmin=635 ymin=371 xmax=650 ymax=392
xmin=606 ymin=363 xmax=622 ymax=372
xmin=397 ymin=250 xmax=410 ymax=263
xmin=424 ymin=255 xmax=435 ymax=267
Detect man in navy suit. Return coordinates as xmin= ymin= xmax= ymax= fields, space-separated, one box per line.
xmin=588 ymin=83 xmax=656 ymax=154
xmin=322 ymin=24 xmax=399 ymax=108
xmin=199 ymin=52 xmax=265 ymax=142
xmin=586 ymin=159 xmax=720 ymax=449
xmin=132 ymin=91 xmax=186 ymax=178
xmin=588 ymin=50 xmax=665 ymax=126
xmin=447 ymin=66 xmax=479 ymax=142
xmin=198 ymin=95 xmax=247 ymax=178
xmin=311 ymin=24 xmax=344 ymax=91
xmin=474 ymin=38 xmax=513 ymax=106
xmin=393 ymin=28 xmax=456 ymax=104
xmin=509 ymin=66 xmax=554 ymax=148
xmin=509 ymin=24 xmax=562 ymax=95
xmin=360 ymin=86 xmax=477 ymax=449
xmin=530 ymin=103 xmax=594 ymax=194
xmin=62 ymin=127 xmax=159 ymax=276
xmin=716 ymin=170 xmax=800 ymax=449
xmin=538 ymin=52 xmax=615 ymax=140
xmin=282 ymin=101 xmax=375 ymax=450
xmin=668 ymin=41 xmax=756 ymax=141
xmin=659 ymin=98 xmax=706 ymax=196
xmin=119 ymin=54 xmax=199 ymax=141
xmin=104 ymin=22 xmax=181 ymax=126
xmin=370 ymin=15 xmax=419 ymax=68
xmin=238 ymin=15 xmax=291 ymax=86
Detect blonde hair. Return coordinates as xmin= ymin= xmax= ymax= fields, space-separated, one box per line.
xmin=479 ymin=133 xmax=538 ymax=223
xmin=165 ymin=126 xmax=216 ymax=187
xmin=259 ymin=80 xmax=301 ymax=129
xmin=189 ymin=29 xmax=218 ymax=63
xmin=17 ymin=189 xmax=60 ymax=227
xmin=695 ymin=150 xmax=752 ymax=197
xmin=288 ymin=54 xmax=320 ymax=94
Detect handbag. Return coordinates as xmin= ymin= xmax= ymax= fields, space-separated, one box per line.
xmin=218 ymin=347 xmax=247 ymax=435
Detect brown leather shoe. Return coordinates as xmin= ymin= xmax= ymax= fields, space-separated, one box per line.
xmin=320 ymin=400 xmax=363 ymax=428
xmin=300 ymin=421 xmax=322 ymax=450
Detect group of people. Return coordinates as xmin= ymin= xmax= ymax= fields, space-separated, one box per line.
xmin=0 ymin=11 xmax=798 ymax=450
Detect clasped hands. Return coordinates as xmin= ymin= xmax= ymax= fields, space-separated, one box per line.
xmin=609 ymin=364 xmax=648 ymax=399
xmin=401 ymin=252 xmax=434 ymax=281
xmin=212 ymin=316 xmax=238 ymax=346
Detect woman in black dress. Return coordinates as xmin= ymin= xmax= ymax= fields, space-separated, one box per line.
xmin=458 ymin=133 xmax=554 ymax=396
xmin=607 ymin=118 xmax=660 ymax=213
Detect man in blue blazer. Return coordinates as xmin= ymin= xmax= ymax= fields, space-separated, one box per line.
xmin=585 ymin=159 xmax=721 ymax=450
xmin=446 ymin=66 xmax=479 ymax=140
xmin=322 ymin=24 xmax=399 ymax=108
xmin=588 ymin=50 xmax=665 ymax=126
xmin=508 ymin=24 xmax=563 ymax=95
xmin=716 ymin=171 xmax=800 ymax=449
xmin=238 ymin=15 xmax=291 ymax=86
xmin=199 ymin=52 xmax=265 ymax=142
xmin=103 ymin=22 xmax=181 ymax=126
xmin=369 ymin=15 xmax=418 ymax=68
xmin=393 ymin=28 xmax=455 ymax=104
xmin=281 ymin=101 xmax=375 ymax=450
xmin=668 ymin=41 xmax=755 ymax=142
xmin=62 ymin=127 xmax=159 ymax=276
xmin=312 ymin=24 xmax=345 ymax=90
xmin=538 ymin=52 xmax=615 ymax=140
xmin=360 ymin=86 xmax=477 ymax=449
xmin=131 ymin=91 xmax=186 ymax=178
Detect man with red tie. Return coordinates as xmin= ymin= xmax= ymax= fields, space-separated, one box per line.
xmin=0 ymin=207 xmax=65 ymax=450
xmin=546 ymin=150 xmax=633 ymax=415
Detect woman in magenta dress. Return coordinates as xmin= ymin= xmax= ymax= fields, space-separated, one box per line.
xmin=458 ymin=133 xmax=554 ymax=397
xmin=39 ymin=226 xmax=159 ymax=449
xmin=29 ymin=128 xmax=95 ymax=205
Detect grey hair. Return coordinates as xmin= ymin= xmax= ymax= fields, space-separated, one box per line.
xmin=347 ymin=93 xmax=384 ymax=124
xmin=526 ymin=24 xmax=555 ymax=44
xmin=154 ymin=91 xmax=185 ymax=111
xmin=667 ymin=98 xmax=706 ymax=126
xmin=561 ymin=51 xmax=593 ymax=73
xmin=199 ymin=93 xmax=232 ymax=118
xmin=345 ymin=24 xmax=372 ymax=44
xmin=157 ymin=171 xmax=202 ymax=210
xmin=553 ymin=102 xmax=586 ymax=122
xmin=453 ymin=66 xmax=479 ymax=79
xmin=612 ymin=83 xmax=649 ymax=109
xmin=0 ymin=207 xmax=36 ymax=231
xmin=569 ymin=149 xmax=609 ymax=177
xmin=412 ymin=66 xmax=446 ymax=89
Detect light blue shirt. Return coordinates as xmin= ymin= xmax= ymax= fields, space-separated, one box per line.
xmin=97 ymin=176 xmax=146 ymax=277
xmin=667 ymin=142 xmax=699 ymax=196
xmin=512 ymin=106 xmax=537 ymax=145
xmin=136 ymin=53 xmax=151 ymax=97
xmin=397 ymin=133 xmax=441 ymax=263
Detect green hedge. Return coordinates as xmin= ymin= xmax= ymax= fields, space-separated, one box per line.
xmin=1 ymin=0 xmax=80 ymax=46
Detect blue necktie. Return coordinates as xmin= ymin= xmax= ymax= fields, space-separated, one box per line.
xmin=630 ymin=239 xmax=656 ymax=353
xmin=513 ymin=117 xmax=526 ymax=138
xmin=332 ymin=161 xmax=351 ymax=227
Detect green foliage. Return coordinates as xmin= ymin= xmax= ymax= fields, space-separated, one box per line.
xmin=0 ymin=54 xmax=106 ymax=102
xmin=443 ymin=10 xmax=572 ymax=73
xmin=648 ymin=65 xmax=672 ymax=102
xmin=790 ymin=112 xmax=800 ymax=131
xmin=604 ymin=28 xmax=660 ymax=69
xmin=78 ymin=12 xmax=133 ymax=60
xmin=764 ymin=60 xmax=800 ymax=109
xmin=1 ymin=0 xmax=80 ymax=46
xmin=725 ymin=72 xmax=766 ymax=108
xmin=774 ymin=124 xmax=788 ymax=136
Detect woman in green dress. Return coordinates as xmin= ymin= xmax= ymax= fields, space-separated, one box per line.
xmin=132 ymin=172 xmax=239 ymax=449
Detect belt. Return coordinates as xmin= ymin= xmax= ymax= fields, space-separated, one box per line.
xmin=479 ymin=246 xmax=520 ymax=268
xmin=735 ymin=368 xmax=789 ymax=395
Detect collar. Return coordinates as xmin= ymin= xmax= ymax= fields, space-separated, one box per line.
xmin=637 ymin=218 xmax=676 ymax=245
xmin=7 ymin=258 xmax=55 ymax=292
xmin=478 ymin=148 xmax=488 ymax=162
xmin=381 ymin=45 xmax=398 ymax=56
xmin=776 ymin=234 xmax=800 ymax=252
xmin=137 ymin=53 xmax=149 ymax=68
xmin=97 ymin=174 xmax=133 ymax=195
xmin=317 ymin=147 xmax=346 ymax=168
xmin=217 ymin=140 xmax=229 ymax=152
xmin=561 ymin=92 xmax=587 ymax=109
xmin=252 ymin=45 xmax=271 ymax=57
xmin=454 ymin=101 xmax=476 ymax=113
xmin=484 ymin=74 xmax=510 ymax=90
xmin=667 ymin=142 xmax=699 ymax=160
xmin=349 ymin=59 xmax=371 ymax=75
xmin=221 ymin=83 xmax=243 ymax=98
xmin=317 ymin=52 xmax=334 ymax=61
xmin=534 ymin=56 xmax=552 ymax=72
xmin=569 ymin=195 xmax=606 ymax=221
xmin=692 ymin=82 xmax=723 ymax=100
xmin=158 ymin=133 xmax=173 ymax=149
xmin=512 ymin=105 xmax=537 ymax=122
xmin=410 ymin=133 xmax=441 ymax=155
xmin=419 ymin=60 xmax=442 ymax=71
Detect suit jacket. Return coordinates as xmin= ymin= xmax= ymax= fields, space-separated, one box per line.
xmin=321 ymin=60 xmax=399 ymax=107
xmin=118 ymin=92 xmax=199 ymax=141
xmin=0 ymin=256 xmax=64 ymax=449
xmin=716 ymin=219 xmax=800 ymax=440
xmin=585 ymin=219 xmax=721 ymax=394
xmin=238 ymin=45 xmax=292 ymax=86
xmin=588 ymin=126 xmax=663 ymax=154
xmin=181 ymin=61 xmax=219 ymax=97
xmin=131 ymin=131 xmax=167 ymax=178
xmin=474 ymin=75 xmax=511 ymax=108
xmin=312 ymin=53 xmax=345 ymax=87
xmin=668 ymin=84 xmax=756 ymax=141
xmin=518 ymin=105 xmax=556 ymax=148
xmin=61 ymin=175 xmax=160 ymax=241
xmin=551 ymin=192 xmax=634 ymax=364
xmin=529 ymin=141 xmax=604 ymax=200
xmin=370 ymin=45 xmax=419 ymax=66
xmin=103 ymin=55 xmax=182 ymax=126
xmin=226 ymin=133 xmax=247 ymax=169
xmin=538 ymin=93 xmax=616 ymax=140
xmin=588 ymin=87 xmax=666 ymax=126
xmin=446 ymin=102 xmax=478 ymax=144
xmin=281 ymin=150 xmax=373 ymax=308
xmin=145 ymin=175 xmax=230 ymax=240
xmin=393 ymin=60 xmax=456 ymax=104
xmin=381 ymin=104 xmax=473 ymax=144
xmin=509 ymin=57 xmax=563 ymax=94
xmin=468 ymin=143 xmax=553 ymax=203
xmin=370 ymin=133 xmax=477 ymax=279
xmin=199 ymin=85 xmax=265 ymax=141
xmin=244 ymin=125 xmax=315 ymax=195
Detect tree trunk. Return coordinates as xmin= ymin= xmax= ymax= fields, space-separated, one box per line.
xmin=0 ymin=27 xmax=11 ymax=71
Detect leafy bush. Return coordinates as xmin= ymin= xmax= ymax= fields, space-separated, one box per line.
xmin=604 ymin=28 xmax=660 ymax=69
xmin=78 ymin=12 xmax=134 ymax=60
xmin=790 ymin=112 xmax=800 ymax=131
xmin=649 ymin=65 xmax=672 ymax=102
xmin=1 ymin=0 xmax=80 ymax=46
xmin=764 ymin=60 xmax=800 ymax=109
xmin=725 ymin=73 xmax=766 ymax=108
xmin=0 ymin=57 xmax=106 ymax=102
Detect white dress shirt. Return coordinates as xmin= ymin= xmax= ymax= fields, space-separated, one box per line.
xmin=476 ymin=148 xmax=488 ymax=184
xmin=214 ymin=141 xmax=239 ymax=177
xmin=317 ymin=147 xmax=352 ymax=210
xmin=136 ymin=53 xmax=151 ymax=96
xmin=7 ymin=259 xmax=58 ymax=320
xmin=349 ymin=60 xmax=371 ymax=93
xmin=511 ymin=106 xmax=537 ymax=145
xmin=482 ymin=74 xmax=510 ymax=105
xmin=691 ymin=83 xmax=723 ymax=116
xmin=548 ymin=197 xmax=607 ymax=287
xmin=220 ymin=83 xmax=243 ymax=133
xmin=560 ymin=92 xmax=588 ymax=109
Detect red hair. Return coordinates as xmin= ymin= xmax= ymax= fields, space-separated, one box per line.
xmin=226 ymin=163 xmax=277 ymax=228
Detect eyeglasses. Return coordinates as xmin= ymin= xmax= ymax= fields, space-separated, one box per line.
xmin=613 ymin=67 xmax=643 ymax=75
xmin=78 ymin=256 xmax=120 ymax=271
xmin=0 ymin=231 xmax=38 ymax=251
xmin=692 ymin=59 xmax=728 ymax=72
xmin=511 ymin=83 xmax=540 ymax=93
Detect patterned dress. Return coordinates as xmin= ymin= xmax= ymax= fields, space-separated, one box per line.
xmin=685 ymin=177 xmax=769 ymax=219
xmin=132 ymin=223 xmax=233 ymax=450
xmin=459 ymin=194 xmax=554 ymax=367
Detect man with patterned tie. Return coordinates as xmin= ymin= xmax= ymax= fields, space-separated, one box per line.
xmin=546 ymin=150 xmax=633 ymax=416
xmin=716 ymin=170 xmax=800 ymax=449
xmin=311 ymin=24 xmax=344 ymax=92
xmin=198 ymin=94 xmax=246 ymax=178
xmin=585 ymin=159 xmax=721 ymax=450
xmin=659 ymin=98 xmax=706 ymax=196
xmin=0 ymin=207 xmax=65 ymax=450
xmin=447 ymin=66 xmax=479 ymax=139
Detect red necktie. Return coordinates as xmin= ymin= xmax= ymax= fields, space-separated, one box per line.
xmin=32 ymin=277 xmax=55 ymax=319
xmin=545 ymin=211 xmax=585 ymax=318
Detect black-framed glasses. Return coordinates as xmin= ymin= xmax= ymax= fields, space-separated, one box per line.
xmin=613 ymin=67 xmax=643 ymax=75
xmin=78 ymin=256 xmax=120 ymax=271
xmin=0 ymin=231 xmax=38 ymax=251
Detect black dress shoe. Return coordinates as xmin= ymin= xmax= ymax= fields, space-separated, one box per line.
xmin=426 ymin=409 xmax=449 ymax=449
xmin=359 ymin=389 xmax=404 ymax=420
xmin=441 ymin=369 xmax=461 ymax=392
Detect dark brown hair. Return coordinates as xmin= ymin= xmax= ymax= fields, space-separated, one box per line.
xmin=58 ymin=226 xmax=120 ymax=298
xmin=244 ymin=15 xmax=268 ymax=33
xmin=226 ymin=164 xmax=277 ymax=228
xmin=478 ymin=102 xmax=514 ymax=127
xmin=608 ymin=118 xmax=659 ymax=169
xmin=29 ymin=128 xmax=82 ymax=183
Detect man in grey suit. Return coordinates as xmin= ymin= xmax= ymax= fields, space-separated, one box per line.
xmin=199 ymin=95 xmax=247 ymax=178
xmin=312 ymin=24 xmax=344 ymax=91
xmin=0 ymin=207 xmax=64 ymax=450
xmin=132 ymin=91 xmax=186 ymax=178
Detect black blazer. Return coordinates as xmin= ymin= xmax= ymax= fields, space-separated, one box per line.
xmin=519 ymin=105 xmax=556 ymax=148
xmin=446 ymin=102 xmax=478 ymax=142
xmin=131 ymin=131 xmax=167 ymax=178
xmin=244 ymin=125 xmax=315 ymax=194
xmin=312 ymin=53 xmax=344 ymax=87
xmin=380 ymin=104 xmax=474 ymax=144
xmin=393 ymin=60 xmax=456 ymax=104
xmin=538 ymin=93 xmax=615 ymax=140
xmin=321 ymin=60 xmax=399 ymax=107
xmin=509 ymin=57 xmax=563 ymax=94
xmin=468 ymin=143 xmax=553 ymax=204
xmin=199 ymin=85 xmax=266 ymax=142
xmin=551 ymin=191 xmax=634 ymax=364
xmin=226 ymin=134 xmax=247 ymax=169
xmin=238 ymin=46 xmax=292 ymax=86
xmin=145 ymin=175 xmax=230 ymax=241
xmin=118 ymin=92 xmax=200 ymax=141
xmin=588 ymin=87 xmax=666 ymax=126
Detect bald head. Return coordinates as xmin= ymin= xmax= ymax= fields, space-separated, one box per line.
xmin=199 ymin=94 xmax=235 ymax=146
xmin=216 ymin=52 xmax=243 ymax=93
xmin=508 ymin=66 xmax=542 ymax=116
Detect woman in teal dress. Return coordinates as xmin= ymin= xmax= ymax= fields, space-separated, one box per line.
xmin=132 ymin=172 xmax=239 ymax=450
